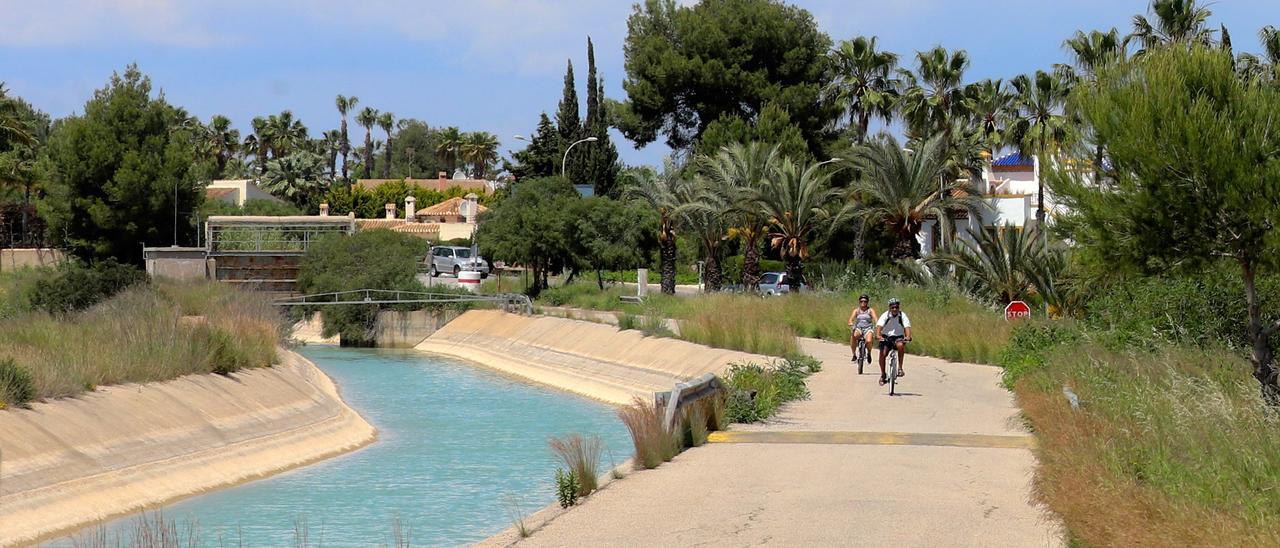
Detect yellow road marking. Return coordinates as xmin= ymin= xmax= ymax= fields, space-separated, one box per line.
xmin=706 ymin=430 xmax=1037 ymax=450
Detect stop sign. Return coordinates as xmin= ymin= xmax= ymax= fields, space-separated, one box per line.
xmin=1005 ymin=300 xmax=1031 ymax=321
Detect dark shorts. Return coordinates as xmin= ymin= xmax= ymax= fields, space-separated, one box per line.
xmin=880 ymin=335 xmax=905 ymax=351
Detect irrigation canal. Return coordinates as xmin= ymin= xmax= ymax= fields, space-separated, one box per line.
xmin=54 ymin=346 xmax=632 ymax=546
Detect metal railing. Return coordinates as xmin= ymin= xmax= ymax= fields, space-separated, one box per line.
xmin=655 ymin=373 xmax=725 ymax=430
xmin=273 ymin=289 xmax=532 ymax=314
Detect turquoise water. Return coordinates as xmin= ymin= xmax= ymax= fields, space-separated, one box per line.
xmin=57 ymin=346 xmax=632 ymax=546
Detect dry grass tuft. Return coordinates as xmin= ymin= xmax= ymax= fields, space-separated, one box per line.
xmin=618 ymin=396 xmax=679 ymax=470
xmin=548 ymin=433 xmax=604 ymax=496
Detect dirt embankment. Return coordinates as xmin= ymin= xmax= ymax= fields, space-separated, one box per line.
xmin=0 ymin=349 xmax=376 ymax=546
xmin=416 ymin=309 xmax=767 ymax=405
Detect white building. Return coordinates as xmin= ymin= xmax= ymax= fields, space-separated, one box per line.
xmin=918 ymin=152 xmax=1052 ymax=256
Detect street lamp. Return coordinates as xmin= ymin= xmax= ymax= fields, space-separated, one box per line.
xmin=561 ymin=137 xmax=598 ymax=177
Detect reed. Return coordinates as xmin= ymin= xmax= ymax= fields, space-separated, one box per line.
xmin=617 ymin=396 xmax=678 ymax=469
xmin=547 ymin=433 xmax=604 ymax=497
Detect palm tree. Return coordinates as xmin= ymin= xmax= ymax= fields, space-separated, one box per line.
xmin=461 ymin=131 xmax=500 ymax=178
xmin=623 ymin=160 xmax=691 ymax=295
xmin=377 ymin=111 xmax=394 ymax=178
xmin=261 ymin=151 xmax=327 ymax=208
xmin=928 ymin=224 xmax=1044 ymax=304
xmin=356 ymin=107 xmax=378 ymax=179
xmin=1129 ymin=0 xmax=1215 ymax=52
xmin=845 ymin=134 xmax=985 ymax=259
xmin=322 ymin=129 xmax=342 ymax=180
xmin=825 ymin=36 xmax=899 ymax=143
xmin=1007 ymin=70 xmax=1073 ymax=230
xmin=0 ymin=84 xmax=35 ymax=149
xmin=335 ymin=95 xmax=358 ymax=180
xmin=756 ymin=159 xmax=841 ymax=292
xmin=266 ymin=110 xmax=307 ymax=158
xmin=897 ymin=46 xmax=971 ymax=140
xmin=246 ymin=116 xmax=270 ymax=176
xmin=205 ymin=115 xmax=240 ymax=178
xmin=964 ymin=79 xmax=1013 ymax=159
xmin=1061 ymin=29 xmax=1126 ymax=184
xmin=698 ymin=142 xmax=783 ymax=291
xmin=436 ymin=126 xmax=463 ymax=174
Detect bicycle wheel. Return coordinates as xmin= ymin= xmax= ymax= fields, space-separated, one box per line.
xmin=857 ymin=341 xmax=865 ymax=375
xmin=888 ymin=349 xmax=898 ymax=396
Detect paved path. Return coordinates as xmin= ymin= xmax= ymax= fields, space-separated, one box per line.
xmin=514 ymin=338 xmax=1063 ymax=547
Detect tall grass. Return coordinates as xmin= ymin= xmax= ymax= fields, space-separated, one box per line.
xmin=536 ymin=280 xmax=1010 ymax=363
xmin=547 ymin=433 xmax=603 ymax=497
xmin=1016 ymin=344 xmax=1280 ymax=546
xmin=0 ymin=281 xmax=282 ymax=402
xmin=617 ymin=396 xmax=679 ymax=470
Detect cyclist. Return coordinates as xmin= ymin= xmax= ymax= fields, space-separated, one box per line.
xmin=847 ymin=294 xmax=878 ymax=363
xmin=875 ymin=297 xmax=913 ymax=386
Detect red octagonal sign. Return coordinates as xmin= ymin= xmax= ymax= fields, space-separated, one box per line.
xmin=1005 ymin=300 xmax=1031 ymax=321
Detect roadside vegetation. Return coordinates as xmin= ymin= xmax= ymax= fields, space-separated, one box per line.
xmin=0 ymin=266 xmax=282 ymax=408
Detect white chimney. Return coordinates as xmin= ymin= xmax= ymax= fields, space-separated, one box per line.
xmin=464 ymin=193 xmax=479 ymax=224
xmin=385 ymin=203 xmax=396 ymax=220
xmin=405 ymin=196 xmax=416 ymax=220
xmin=319 ymin=203 xmax=330 ymax=217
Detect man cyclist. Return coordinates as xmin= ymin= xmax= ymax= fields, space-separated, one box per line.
xmin=875 ymin=297 xmax=912 ymax=386
xmin=847 ymin=294 xmax=878 ymax=363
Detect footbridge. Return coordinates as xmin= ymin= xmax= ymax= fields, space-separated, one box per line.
xmin=274 ymin=289 xmax=532 ymax=314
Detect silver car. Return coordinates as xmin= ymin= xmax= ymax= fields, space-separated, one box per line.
xmin=759 ymin=271 xmax=804 ymax=295
xmin=427 ymin=246 xmax=490 ymax=278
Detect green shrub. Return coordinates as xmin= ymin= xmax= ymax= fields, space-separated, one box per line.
xmin=554 ymin=469 xmax=580 ymax=508
xmin=0 ymin=358 xmax=35 ymax=408
xmin=721 ymin=355 xmax=815 ymax=423
xmin=1085 ymin=267 xmax=1280 ymax=352
xmin=26 ymin=259 xmax=147 ymax=314
xmin=998 ymin=321 xmax=1084 ymax=388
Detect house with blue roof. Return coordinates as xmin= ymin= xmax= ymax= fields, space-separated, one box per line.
xmin=917 ymin=150 xmax=1069 ymax=256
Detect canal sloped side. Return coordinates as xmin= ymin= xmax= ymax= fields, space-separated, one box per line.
xmin=0 ymin=349 xmax=376 ymax=546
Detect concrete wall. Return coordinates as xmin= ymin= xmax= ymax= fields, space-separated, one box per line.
xmin=372 ymin=309 xmax=461 ymax=348
xmin=0 ymin=248 xmax=64 ymax=272
xmin=0 ymin=350 xmax=376 ymax=546
xmin=416 ymin=310 xmax=769 ymax=405
xmin=436 ymin=223 xmax=476 ymax=241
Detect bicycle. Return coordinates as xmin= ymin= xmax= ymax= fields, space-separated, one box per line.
xmin=882 ymin=337 xmax=909 ymax=396
xmin=854 ymin=334 xmax=869 ymax=375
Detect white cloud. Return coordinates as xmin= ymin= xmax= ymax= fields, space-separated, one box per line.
xmin=0 ymin=0 xmax=234 ymax=47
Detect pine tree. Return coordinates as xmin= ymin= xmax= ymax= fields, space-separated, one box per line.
xmin=506 ymin=113 xmax=559 ymax=182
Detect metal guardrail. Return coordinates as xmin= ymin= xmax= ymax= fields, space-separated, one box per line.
xmin=273 ymin=289 xmax=533 ymax=314
xmin=655 ymin=373 xmax=725 ymax=430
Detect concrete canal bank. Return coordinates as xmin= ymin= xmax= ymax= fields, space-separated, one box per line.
xmin=0 ymin=349 xmax=376 ymax=546
xmin=415 ymin=309 xmax=766 ymax=405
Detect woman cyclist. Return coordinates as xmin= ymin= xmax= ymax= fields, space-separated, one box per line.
xmin=847 ymin=294 xmax=877 ymax=365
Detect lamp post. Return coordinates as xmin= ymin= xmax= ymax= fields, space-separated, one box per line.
xmin=561 ymin=137 xmax=598 ymax=178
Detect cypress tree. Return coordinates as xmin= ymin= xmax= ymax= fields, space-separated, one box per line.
xmin=556 ymin=59 xmax=581 ymax=156
xmin=582 ymin=37 xmax=621 ymax=197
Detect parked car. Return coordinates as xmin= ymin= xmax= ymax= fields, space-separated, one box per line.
xmin=759 ymin=271 xmax=804 ymax=295
xmin=427 ymin=246 xmax=490 ymax=278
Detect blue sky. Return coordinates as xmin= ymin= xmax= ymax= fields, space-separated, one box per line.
xmin=2 ymin=1 xmax=1278 ymax=168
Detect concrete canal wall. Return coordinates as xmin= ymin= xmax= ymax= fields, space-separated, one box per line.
xmin=0 ymin=349 xmax=376 ymax=546
xmin=415 ymin=309 xmax=768 ymax=405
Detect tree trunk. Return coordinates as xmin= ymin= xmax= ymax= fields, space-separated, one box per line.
xmin=1241 ymin=258 xmax=1280 ymax=404
xmin=528 ymin=264 xmax=542 ymax=299
xmin=893 ymin=231 xmax=916 ymax=260
xmin=703 ymin=244 xmax=722 ymax=292
xmin=853 ymin=222 xmax=866 ymax=261
xmin=659 ymin=237 xmax=676 ymax=295
xmin=1092 ymin=143 xmax=1103 ymax=187
xmin=784 ymin=255 xmax=804 ymax=293
xmin=383 ymin=137 xmax=392 ymax=178
xmin=742 ymin=236 xmax=761 ymax=292
xmin=596 ymin=268 xmax=604 ymax=290
xmin=363 ymin=133 xmax=373 ymax=179
xmin=565 ymin=267 xmax=577 ymax=286
xmin=21 ymin=184 xmax=31 ymax=246
xmin=340 ymin=120 xmax=350 ymax=180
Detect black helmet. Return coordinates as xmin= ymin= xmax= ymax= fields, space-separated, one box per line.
xmin=858 ymin=294 xmax=869 ymax=301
